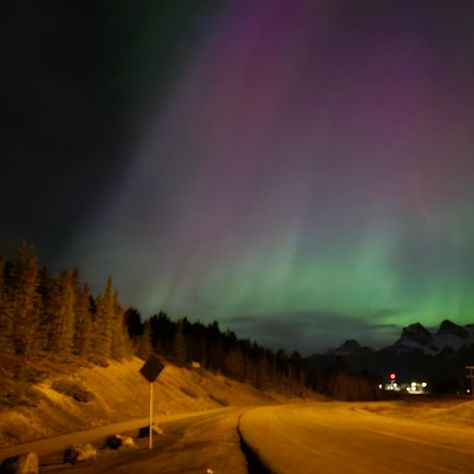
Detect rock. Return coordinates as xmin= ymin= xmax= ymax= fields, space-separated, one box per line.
xmin=152 ymin=424 xmax=164 ymax=435
xmin=138 ymin=424 xmax=163 ymax=438
xmin=0 ymin=452 xmax=38 ymax=474
xmin=104 ymin=434 xmax=135 ymax=449
xmin=76 ymin=443 xmax=97 ymax=462
xmin=105 ymin=434 xmax=123 ymax=449
xmin=121 ymin=436 xmax=135 ymax=448
xmin=16 ymin=453 xmax=38 ymax=474
xmin=64 ymin=443 xmax=97 ymax=464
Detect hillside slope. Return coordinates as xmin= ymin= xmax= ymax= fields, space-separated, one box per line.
xmin=0 ymin=356 xmax=312 ymax=447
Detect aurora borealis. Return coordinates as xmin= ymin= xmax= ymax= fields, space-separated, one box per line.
xmin=3 ymin=1 xmax=474 ymax=354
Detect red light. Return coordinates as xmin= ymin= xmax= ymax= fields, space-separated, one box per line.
xmin=389 ymin=372 xmax=396 ymax=380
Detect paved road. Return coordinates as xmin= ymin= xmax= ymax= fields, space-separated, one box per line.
xmin=239 ymin=402 xmax=474 ymax=474
xmin=4 ymin=402 xmax=474 ymax=473
xmin=0 ymin=408 xmax=227 ymax=461
xmin=0 ymin=407 xmax=249 ymax=474
xmin=66 ymin=407 xmax=248 ymax=474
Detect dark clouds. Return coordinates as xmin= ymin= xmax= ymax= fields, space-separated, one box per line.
xmin=223 ymin=310 xmax=403 ymax=355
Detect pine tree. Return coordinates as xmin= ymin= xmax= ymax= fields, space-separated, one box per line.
xmin=94 ymin=277 xmax=114 ymax=359
xmin=173 ymin=319 xmax=187 ymax=363
xmin=48 ymin=271 xmax=75 ymax=354
xmin=36 ymin=265 xmax=54 ymax=352
xmin=111 ymin=291 xmax=130 ymax=359
xmin=74 ymin=283 xmax=93 ymax=357
xmin=9 ymin=243 xmax=41 ymax=357
xmin=206 ymin=321 xmax=223 ymax=371
xmin=137 ymin=319 xmax=153 ymax=359
xmin=124 ymin=308 xmax=143 ymax=339
xmin=224 ymin=345 xmax=245 ymax=381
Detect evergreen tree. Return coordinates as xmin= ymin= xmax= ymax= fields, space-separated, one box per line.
xmin=36 ymin=265 xmax=53 ymax=352
xmin=254 ymin=345 xmax=268 ymax=389
xmin=9 ymin=243 xmax=41 ymax=356
xmin=94 ymin=277 xmax=114 ymax=358
xmin=124 ymin=308 xmax=143 ymax=339
xmin=137 ymin=319 xmax=153 ymax=359
xmin=173 ymin=319 xmax=187 ymax=363
xmin=289 ymin=350 xmax=303 ymax=383
xmin=149 ymin=311 xmax=174 ymax=355
xmin=224 ymin=344 xmax=245 ymax=381
xmin=111 ymin=291 xmax=129 ymax=359
xmin=74 ymin=283 xmax=93 ymax=357
xmin=206 ymin=320 xmax=223 ymax=371
xmin=48 ymin=271 xmax=75 ymax=354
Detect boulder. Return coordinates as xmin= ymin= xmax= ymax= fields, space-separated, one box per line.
xmin=105 ymin=434 xmax=123 ymax=449
xmin=138 ymin=424 xmax=163 ymax=438
xmin=0 ymin=452 xmax=38 ymax=474
xmin=121 ymin=436 xmax=135 ymax=449
xmin=153 ymin=424 xmax=164 ymax=435
xmin=64 ymin=443 xmax=97 ymax=464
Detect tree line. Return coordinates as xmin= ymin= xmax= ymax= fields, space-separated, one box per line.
xmin=126 ymin=308 xmax=309 ymax=393
xmin=125 ymin=310 xmax=378 ymax=398
xmin=0 ymin=243 xmax=377 ymax=399
xmin=0 ymin=243 xmax=131 ymax=362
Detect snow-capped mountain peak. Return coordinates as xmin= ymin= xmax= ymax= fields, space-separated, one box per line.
xmin=391 ymin=320 xmax=474 ymax=355
xmin=434 ymin=319 xmax=470 ymax=351
xmin=392 ymin=322 xmax=437 ymax=354
xmin=437 ymin=319 xmax=470 ymax=338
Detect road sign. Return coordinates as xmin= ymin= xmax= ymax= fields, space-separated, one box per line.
xmin=139 ymin=354 xmax=165 ymax=449
xmin=140 ymin=354 xmax=165 ymax=382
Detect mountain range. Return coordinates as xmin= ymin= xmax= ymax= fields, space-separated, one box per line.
xmin=306 ymin=320 xmax=474 ymax=392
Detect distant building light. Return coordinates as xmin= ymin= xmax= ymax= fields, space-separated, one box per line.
xmin=378 ymin=384 xmax=383 ymax=389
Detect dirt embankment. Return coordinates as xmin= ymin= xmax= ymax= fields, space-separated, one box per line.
xmin=0 ymin=357 xmax=310 ymax=447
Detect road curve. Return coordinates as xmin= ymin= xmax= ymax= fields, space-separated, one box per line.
xmin=239 ymin=402 xmax=474 ymax=474
xmin=0 ymin=407 xmax=248 ymax=473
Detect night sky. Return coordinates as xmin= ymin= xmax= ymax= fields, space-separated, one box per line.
xmin=2 ymin=1 xmax=474 ymax=354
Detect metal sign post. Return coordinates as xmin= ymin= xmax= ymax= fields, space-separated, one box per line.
xmin=149 ymin=382 xmax=154 ymax=449
xmin=140 ymin=354 xmax=165 ymax=450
